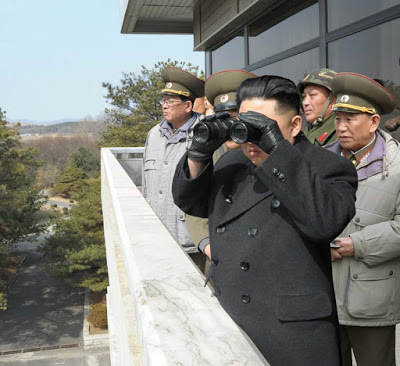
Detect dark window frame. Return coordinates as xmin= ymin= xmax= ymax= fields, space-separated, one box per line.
xmin=205 ymin=1 xmax=400 ymax=75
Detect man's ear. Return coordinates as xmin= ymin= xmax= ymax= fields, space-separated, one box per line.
xmin=290 ymin=115 xmax=303 ymax=137
xmin=185 ymin=100 xmax=194 ymax=113
xmin=370 ymin=114 xmax=380 ymax=133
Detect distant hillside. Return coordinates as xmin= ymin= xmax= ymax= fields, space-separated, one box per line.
xmin=18 ymin=121 xmax=106 ymax=137
xmin=8 ymin=118 xmax=81 ymax=125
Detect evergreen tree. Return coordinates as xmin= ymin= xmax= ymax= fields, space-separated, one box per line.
xmin=0 ymin=108 xmax=43 ymax=246
xmin=100 ymin=59 xmax=204 ymax=147
xmin=53 ymin=162 xmax=86 ymax=198
xmin=40 ymin=177 xmax=107 ymax=292
xmin=69 ymin=146 xmax=100 ymax=177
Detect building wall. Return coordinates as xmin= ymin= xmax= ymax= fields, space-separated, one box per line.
xmin=200 ymin=0 xmax=400 ymax=124
xmin=200 ymin=0 xmax=237 ymax=41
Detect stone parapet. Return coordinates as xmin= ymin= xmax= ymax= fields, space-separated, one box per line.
xmin=101 ymin=147 xmax=268 ymax=366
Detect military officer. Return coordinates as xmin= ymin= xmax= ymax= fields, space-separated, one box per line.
xmin=142 ymin=67 xmax=204 ymax=256
xmin=185 ymin=70 xmax=257 ymax=272
xmin=326 ymin=72 xmax=400 ymax=366
xmin=298 ymin=68 xmax=338 ymax=145
xmin=173 ymin=75 xmax=357 ymax=364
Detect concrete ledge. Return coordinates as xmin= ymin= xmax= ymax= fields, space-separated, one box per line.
xmin=101 ymin=148 xmax=268 ymax=365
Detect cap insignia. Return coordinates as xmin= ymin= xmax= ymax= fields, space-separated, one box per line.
xmin=341 ymin=95 xmax=350 ymax=103
xmin=319 ymin=71 xmax=334 ymax=79
xmin=166 ymin=82 xmax=172 ymax=88
xmin=220 ymin=94 xmax=229 ymax=103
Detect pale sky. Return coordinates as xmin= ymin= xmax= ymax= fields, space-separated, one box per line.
xmin=0 ymin=0 xmax=204 ymax=122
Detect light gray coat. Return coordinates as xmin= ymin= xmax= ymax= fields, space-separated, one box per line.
xmin=142 ymin=118 xmax=199 ymax=253
xmin=330 ymin=130 xmax=400 ymax=326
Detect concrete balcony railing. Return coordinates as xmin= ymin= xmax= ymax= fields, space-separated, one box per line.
xmin=101 ymin=147 xmax=268 ymax=365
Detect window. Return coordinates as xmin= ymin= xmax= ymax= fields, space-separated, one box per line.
xmin=328 ymin=18 xmax=400 ymax=109
xmin=252 ymin=48 xmax=319 ymax=85
xmin=128 ymin=153 xmax=143 ymax=159
xmin=211 ymin=33 xmax=245 ymax=73
xmin=248 ymin=2 xmax=319 ymax=64
xmin=327 ymin=0 xmax=400 ymax=31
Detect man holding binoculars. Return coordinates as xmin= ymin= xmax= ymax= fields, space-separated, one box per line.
xmin=186 ymin=69 xmax=256 ymax=267
xmin=173 ymin=75 xmax=358 ymax=364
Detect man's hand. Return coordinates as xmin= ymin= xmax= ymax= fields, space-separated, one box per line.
xmin=188 ymin=112 xmax=229 ymax=163
xmin=239 ymin=111 xmax=284 ymax=154
xmin=336 ymin=237 xmax=355 ymax=257
xmin=331 ymin=249 xmax=342 ymax=262
xmin=203 ymin=243 xmax=211 ymax=259
xmin=331 ymin=237 xmax=354 ymax=261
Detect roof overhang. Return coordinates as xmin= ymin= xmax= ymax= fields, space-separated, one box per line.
xmin=121 ymin=0 xmax=194 ymax=34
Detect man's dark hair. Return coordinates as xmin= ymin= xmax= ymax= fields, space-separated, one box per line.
xmin=178 ymin=95 xmax=193 ymax=110
xmin=236 ymin=75 xmax=301 ymax=115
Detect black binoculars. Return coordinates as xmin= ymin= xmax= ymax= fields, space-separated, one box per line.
xmin=193 ymin=115 xmax=260 ymax=144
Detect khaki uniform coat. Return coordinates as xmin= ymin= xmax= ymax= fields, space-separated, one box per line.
xmin=142 ymin=117 xmax=200 ymax=253
xmin=173 ymin=133 xmax=358 ymax=365
xmin=329 ymin=130 xmax=400 ymax=326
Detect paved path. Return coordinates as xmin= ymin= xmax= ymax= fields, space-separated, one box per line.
xmin=0 ymin=231 xmax=111 ymax=365
xmin=0 ymin=234 xmax=84 ymax=351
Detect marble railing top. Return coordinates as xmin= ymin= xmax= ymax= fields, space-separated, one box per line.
xmin=101 ymin=148 xmax=268 ymax=366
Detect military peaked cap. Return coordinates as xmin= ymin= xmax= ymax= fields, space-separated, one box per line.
xmin=298 ymin=68 xmax=337 ymax=94
xmin=332 ymin=72 xmax=396 ymax=115
xmin=161 ymin=67 xmax=205 ymax=101
xmin=205 ymin=70 xmax=257 ymax=112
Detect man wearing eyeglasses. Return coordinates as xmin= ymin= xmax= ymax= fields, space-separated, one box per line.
xmin=142 ymin=67 xmax=205 ymax=256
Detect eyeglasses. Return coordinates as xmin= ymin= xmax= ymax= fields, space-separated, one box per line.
xmin=160 ymin=99 xmax=184 ymax=106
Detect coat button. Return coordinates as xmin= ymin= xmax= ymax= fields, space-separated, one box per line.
xmin=390 ymin=270 xmax=394 ymax=276
xmin=248 ymin=228 xmax=258 ymax=237
xmin=278 ymin=173 xmax=286 ymax=182
xmin=240 ymin=262 xmax=250 ymax=271
xmin=159 ymin=190 xmax=163 ymax=194
xmin=216 ymin=225 xmax=226 ymax=234
xmin=164 ymin=161 xmax=168 ymax=165
xmin=353 ymin=274 xmax=358 ymax=279
xmin=355 ymin=218 xmax=360 ymax=223
xmin=225 ymin=195 xmax=233 ymax=204
xmin=241 ymin=294 xmax=250 ymax=303
xmin=214 ymin=286 xmax=221 ymax=296
xmin=211 ymin=257 xmax=219 ymax=266
xmin=271 ymin=199 xmax=281 ymax=209
xmin=272 ymin=168 xmax=280 ymax=176
xmin=179 ymin=214 xmax=184 ymax=219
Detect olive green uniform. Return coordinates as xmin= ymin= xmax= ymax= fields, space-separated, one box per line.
xmin=299 ymin=68 xmax=338 ymax=146
xmin=305 ymin=113 xmax=337 ymax=146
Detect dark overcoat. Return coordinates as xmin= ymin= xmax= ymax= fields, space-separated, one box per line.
xmin=172 ymin=133 xmax=358 ymax=365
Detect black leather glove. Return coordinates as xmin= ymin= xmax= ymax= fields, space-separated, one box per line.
xmin=187 ymin=112 xmax=229 ymax=162
xmin=238 ymin=111 xmax=284 ymax=154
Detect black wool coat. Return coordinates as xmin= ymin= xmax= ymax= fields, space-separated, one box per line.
xmin=172 ymin=133 xmax=358 ymax=365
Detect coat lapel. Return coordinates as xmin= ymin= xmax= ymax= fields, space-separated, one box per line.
xmin=215 ymin=164 xmax=273 ymax=227
xmin=213 ymin=133 xmax=311 ymax=227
